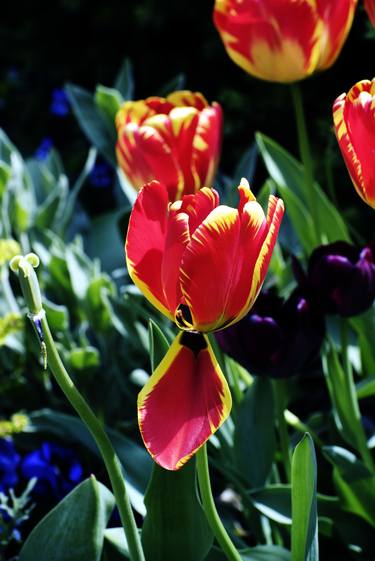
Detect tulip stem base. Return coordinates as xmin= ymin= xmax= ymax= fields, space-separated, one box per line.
xmin=196 ymin=444 xmax=243 ymax=561
xmin=290 ymin=83 xmax=320 ymax=244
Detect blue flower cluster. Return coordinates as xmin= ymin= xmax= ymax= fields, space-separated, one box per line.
xmin=0 ymin=437 xmax=84 ymax=547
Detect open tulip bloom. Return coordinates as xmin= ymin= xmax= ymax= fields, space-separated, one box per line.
xmin=116 ymin=91 xmax=222 ymax=202
xmin=213 ymin=0 xmax=357 ymax=83
xmin=333 ymin=78 xmax=375 ymax=209
xmin=125 ymin=178 xmax=284 ymax=469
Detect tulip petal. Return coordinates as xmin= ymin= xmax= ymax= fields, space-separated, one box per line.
xmin=138 ymin=331 xmax=232 ymax=470
xmin=213 ymin=0 xmax=322 ymax=83
xmin=168 ymin=91 xmax=208 ymax=111
xmin=116 ymin=123 xmax=157 ymax=191
xmin=125 ymin=181 xmax=173 ymax=319
xmin=333 ymin=80 xmax=375 ymax=208
xmin=161 ymin=204 xmax=191 ymax=313
xmin=180 ymin=187 xmax=220 ymax=236
xmin=193 ymin=104 xmax=223 ymax=187
xmin=316 ymin=0 xmax=357 ymax=70
xmin=179 ymin=205 xmax=240 ymax=331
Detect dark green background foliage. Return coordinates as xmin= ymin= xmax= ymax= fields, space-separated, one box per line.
xmin=0 ymin=1 xmax=373 ymax=203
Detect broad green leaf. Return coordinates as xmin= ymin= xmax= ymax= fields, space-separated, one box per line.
xmin=277 ymin=183 xmax=316 ymax=253
xmin=44 ymin=298 xmax=69 ymax=332
xmin=142 ymin=460 xmax=213 ymax=561
xmin=291 ymin=433 xmax=318 ymax=561
xmin=34 ymin=182 xmax=68 ymax=229
xmin=356 ymin=377 xmax=375 ymax=399
xmin=233 ymin=143 xmax=258 ymax=186
xmin=19 ymin=477 xmax=114 ymax=561
xmin=322 ymin=446 xmax=375 ymax=527
xmin=248 ymin=485 xmax=339 ymax=527
xmin=65 ymin=243 xmax=93 ymax=300
xmin=0 ymin=161 xmax=11 ymax=198
xmin=114 ymin=58 xmax=134 ymax=101
xmin=65 ymin=83 xmax=116 ymax=165
xmin=148 ymin=318 xmax=170 ymax=371
xmin=95 ymin=85 xmax=123 ymax=134
xmin=351 ymin=310 xmax=375 ymax=375
xmin=256 ymin=132 xmax=350 ymax=248
xmin=103 ymin=528 xmax=130 ymax=560
xmin=27 ymin=409 xmax=152 ymax=515
xmin=205 ymin=545 xmax=291 ymax=561
xmin=234 ymin=377 xmax=275 ymax=487
xmin=85 ymin=208 xmax=126 ymax=272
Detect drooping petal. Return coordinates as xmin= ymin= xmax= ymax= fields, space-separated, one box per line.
xmin=138 ymin=331 xmax=232 ymax=470
xmin=125 ymin=181 xmax=173 ymax=319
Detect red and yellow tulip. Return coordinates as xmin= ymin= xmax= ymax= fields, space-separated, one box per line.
xmin=116 ymin=91 xmax=222 ymax=202
xmin=365 ymin=0 xmax=375 ymax=26
xmin=213 ymin=0 xmax=357 ymax=83
xmin=126 ymin=179 xmax=284 ymax=469
xmin=333 ymin=78 xmax=375 ymax=209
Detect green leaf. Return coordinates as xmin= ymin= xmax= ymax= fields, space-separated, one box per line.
xmin=95 ymin=85 xmax=123 ymax=135
xmin=356 ymin=376 xmax=375 ymax=399
xmin=205 ymin=545 xmax=291 ymax=561
xmin=103 ymin=528 xmax=130 ymax=560
xmin=65 ymin=83 xmax=116 ymax=165
xmin=148 ymin=319 xmax=170 ymax=371
xmin=248 ymin=484 xmax=340 ymax=527
xmin=69 ymin=346 xmax=100 ymax=370
xmin=142 ymin=460 xmax=213 ymax=561
xmin=322 ymin=446 xmax=375 ymax=527
xmin=19 ymin=477 xmax=114 ymax=561
xmin=256 ymin=132 xmax=350 ymax=249
xmin=233 ymin=143 xmax=258 ymax=186
xmin=44 ymin=298 xmax=69 ymax=332
xmin=234 ymin=377 xmax=275 ymax=487
xmin=114 ymin=58 xmax=134 ymax=100
xmin=322 ymin=346 xmax=367 ymax=456
xmin=291 ymin=433 xmax=318 ymax=561
xmin=27 ymin=409 xmax=152 ymax=515
xmin=351 ymin=310 xmax=375 ymax=375
xmin=157 ymin=73 xmax=186 ymax=97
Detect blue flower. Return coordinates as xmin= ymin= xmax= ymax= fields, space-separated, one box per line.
xmin=21 ymin=442 xmax=83 ymax=501
xmin=89 ymin=161 xmax=113 ymax=188
xmin=0 ymin=439 xmax=20 ymax=492
xmin=50 ymin=88 xmax=70 ymax=117
xmin=35 ymin=138 xmax=53 ymax=161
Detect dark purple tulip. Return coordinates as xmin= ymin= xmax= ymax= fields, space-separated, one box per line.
xmin=294 ymin=241 xmax=375 ymax=317
xmin=216 ymin=289 xmax=325 ymax=378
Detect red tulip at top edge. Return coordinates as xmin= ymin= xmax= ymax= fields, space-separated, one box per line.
xmin=333 ymin=78 xmax=375 ymax=209
xmin=365 ymin=0 xmax=375 ymax=26
xmin=126 ymin=179 xmax=284 ymax=469
xmin=116 ymin=91 xmax=222 ymax=202
xmin=213 ymin=0 xmax=357 ymax=83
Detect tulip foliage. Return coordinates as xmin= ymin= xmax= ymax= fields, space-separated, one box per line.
xmin=1 ymin=2 xmax=375 ymax=561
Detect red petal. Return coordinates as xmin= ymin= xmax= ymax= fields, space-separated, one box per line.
xmin=161 ymin=204 xmax=191 ymax=313
xmin=193 ymin=104 xmax=223 ymax=187
xmin=125 ymin=181 xmax=173 ymax=319
xmin=138 ymin=332 xmax=232 ymax=470
xmin=316 ymin=0 xmax=357 ymax=70
xmin=180 ymin=187 xmax=220 ymax=236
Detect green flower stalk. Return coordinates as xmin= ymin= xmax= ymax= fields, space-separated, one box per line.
xmin=10 ymin=253 xmax=145 ymax=561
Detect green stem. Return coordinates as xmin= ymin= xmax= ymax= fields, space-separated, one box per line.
xmin=272 ymin=379 xmax=291 ymax=482
xmin=196 ymin=444 xmax=243 ymax=561
xmin=290 ymin=83 xmax=320 ymax=244
xmin=339 ymin=321 xmax=374 ymax=471
xmin=10 ymin=254 xmax=144 ymax=561
xmin=41 ymin=315 xmax=145 ymax=561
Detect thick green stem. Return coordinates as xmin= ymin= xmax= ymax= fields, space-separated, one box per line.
xmin=290 ymin=83 xmax=320 ymax=244
xmin=272 ymin=379 xmax=291 ymax=482
xmin=10 ymin=254 xmax=145 ymax=561
xmin=196 ymin=444 xmax=243 ymax=561
xmin=339 ymin=321 xmax=374 ymax=471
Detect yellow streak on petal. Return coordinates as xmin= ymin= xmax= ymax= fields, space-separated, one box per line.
xmin=169 ymin=107 xmax=198 ymax=137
